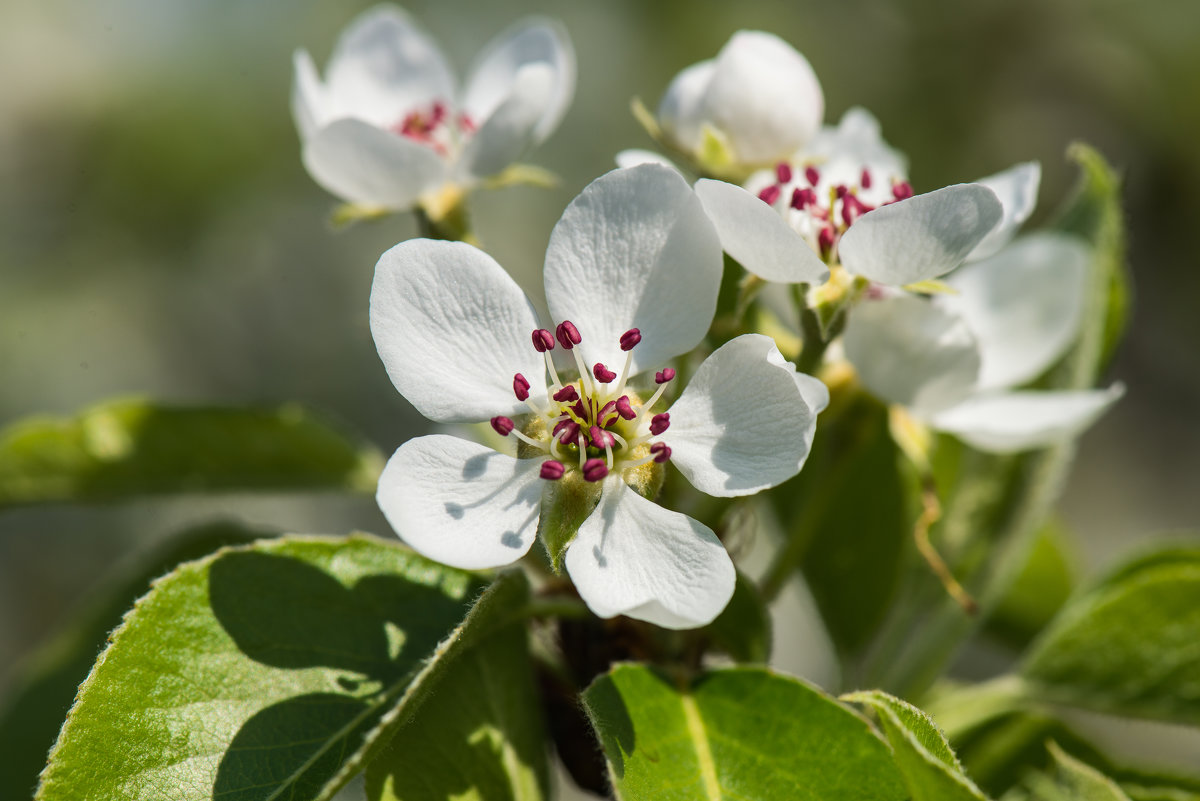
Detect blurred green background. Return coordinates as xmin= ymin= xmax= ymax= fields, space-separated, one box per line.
xmin=2 ymin=0 xmax=1198 ymax=719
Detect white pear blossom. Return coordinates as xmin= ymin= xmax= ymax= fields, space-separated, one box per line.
xmin=844 ymin=232 xmax=1124 ymax=453
xmin=695 ymin=108 xmax=1018 ymax=290
xmin=370 ymin=165 xmax=828 ymax=629
xmin=292 ymin=5 xmax=574 ymax=214
xmin=650 ymin=31 xmax=823 ymax=177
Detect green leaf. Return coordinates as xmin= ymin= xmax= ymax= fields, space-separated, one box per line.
xmin=1053 ymin=143 xmax=1130 ymax=372
xmin=1021 ymin=546 xmax=1200 ymax=725
xmin=985 ymin=520 xmax=1076 ymax=649
xmin=845 ymin=690 xmax=989 ymax=801
xmin=582 ymin=665 xmax=907 ymax=800
xmin=364 ymin=614 xmax=548 ymax=800
xmin=1025 ymin=742 xmax=1133 ymax=801
xmin=36 ymin=535 xmax=528 ymax=801
xmin=764 ymin=393 xmax=913 ymax=661
xmin=704 ymin=571 xmax=771 ymax=663
xmin=0 ymin=398 xmax=383 ymax=507
xmin=0 ymin=521 xmax=267 ymax=801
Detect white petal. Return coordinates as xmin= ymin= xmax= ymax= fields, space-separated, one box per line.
xmin=942 ymin=232 xmax=1090 ymax=391
xmin=928 ymin=385 xmax=1124 ymax=453
xmin=667 ymin=334 xmax=824 ymax=497
xmin=458 ymin=62 xmax=555 ymax=180
xmin=657 ymin=60 xmax=716 ymax=156
xmin=377 ymin=435 xmax=542 ymax=569
xmin=615 ymin=149 xmax=681 ymax=172
xmin=838 ymin=184 xmax=1004 ymax=286
xmin=966 ymin=161 xmax=1041 ymax=262
xmin=844 ymin=294 xmax=981 ymax=414
xmin=292 ymin=49 xmax=326 ymax=141
xmin=694 ymin=179 xmax=830 ymax=284
xmin=370 ymin=239 xmax=545 ymax=422
xmin=302 ymin=118 xmax=446 ymax=209
xmin=462 ymin=17 xmax=575 ymax=143
xmin=543 ymin=164 xmax=722 ymax=373
xmin=701 ymin=31 xmax=824 ymax=163
xmin=324 ymin=5 xmax=455 ymax=128
xmin=564 ymin=479 xmax=735 ymax=629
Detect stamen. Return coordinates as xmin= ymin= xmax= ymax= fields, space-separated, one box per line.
xmin=598 ymin=400 xmax=619 ymax=426
xmin=540 ymin=460 xmax=565 ymax=480
xmin=775 ymin=162 xmax=793 ymax=184
xmin=593 ymin=363 xmax=617 ymax=383
xmin=577 ymin=434 xmax=588 ymax=470
xmin=805 ymin=166 xmax=820 ymax=186
xmin=532 ymin=328 xmax=555 ymax=352
xmin=758 ymin=185 xmax=781 ymax=205
xmin=513 ymin=373 xmax=531 ymax=401
xmin=543 ymin=352 xmax=562 ymax=389
xmin=619 ymin=328 xmax=641 ymax=351
xmin=650 ymin=442 xmax=672 ymax=463
xmin=555 ymin=321 xmax=582 ymax=350
xmin=590 ymin=426 xmax=616 ymax=450
xmin=650 ymin=413 xmax=670 ymax=436
xmin=818 ymin=226 xmax=836 ymax=257
xmin=571 ymin=345 xmax=593 ymax=398
xmin=582 ymin=458 xmax=608 ymax=482
xmin=791 ymin=187 xmax=816 ymax=210
xmin=655 ymin=368 xmax=676 ymax=385
xmin=613 ymin=349 xmax=635 ymax=396
xmin=892 ymin=181 xmax=914 ymax=201
xmin=553 ymin=385 xmax=579 ymax=403
xmin=605 ymin=441 xmax=614 ymax=469
xmin=554 ymin=419 xmax=581 ymax=444
xmin=615 ymin=396 xmax=636 ymax=420
xmin=490 ymin=416 xmax=514 ymax=436
xmin=860 ymin=167 xmax=873 ymax=189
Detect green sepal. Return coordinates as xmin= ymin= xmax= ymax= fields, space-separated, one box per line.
xmin=537 ymin=471 xmax=602 ymax=574
xmin=482 ymin=163 xmax=560 ymax=190
xmin=330 ymin=202 xmax=389 ymax=228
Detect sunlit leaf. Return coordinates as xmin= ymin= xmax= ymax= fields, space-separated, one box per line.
xmin=846 ymin=690 xmax=989 ymax=801
xmin=583 ymin=664 xmax=907 ymax=800
xmin=36 ymin=535 xmax=528 ymax=801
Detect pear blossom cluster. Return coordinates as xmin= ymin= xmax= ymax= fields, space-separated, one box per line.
xmin=293 ymin=7 xmax=1122 ymax=630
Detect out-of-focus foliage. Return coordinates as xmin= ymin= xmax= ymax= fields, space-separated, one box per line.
xmin=0 ymin=399 xmax=383 ymax=507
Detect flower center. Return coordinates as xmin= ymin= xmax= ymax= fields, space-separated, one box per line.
xmin=756 ymin=161 xmax=913 ymax=262
xmin=489 ymin=321 xmax=676 ymax=484
xmin=388 ymin=100 xmax=476 ymax=157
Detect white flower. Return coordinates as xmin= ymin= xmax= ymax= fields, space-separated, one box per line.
xmin=370 ymin=164 xmax=828 ymax=628
xmin=693 ymin=108 xmax=1021 ymax=290
xmin=844 ymin=232 xmax=1124 ymax=453
xmin=292 ymin=5 xmax=574 ymax=213
xmin=652 ymin=31 xmax=823 ymax=176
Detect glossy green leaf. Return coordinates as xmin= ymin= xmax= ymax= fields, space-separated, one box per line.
xmin=0 ymin=521 xmax=268 ymax=801
xmin=583 ymin=665 xmax=907 ymax=800
xmin=36 ymin=535 xmax=528 ymax=801
xmin=364 ymin=615 xmax=548 ymax=800
xmin=0 ymin=398 xmax=384 ymax=507
xmin=765 ymin=393 xmax=912 ymax=659
xmin=1021 ymin=546 xmax=1200 ymax=725
xmin=704 ymin=571 xmax=771 ymax=663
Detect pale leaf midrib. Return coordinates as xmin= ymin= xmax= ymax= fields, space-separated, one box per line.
xmin=679 ymin=691 xmax=721 ymax=801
